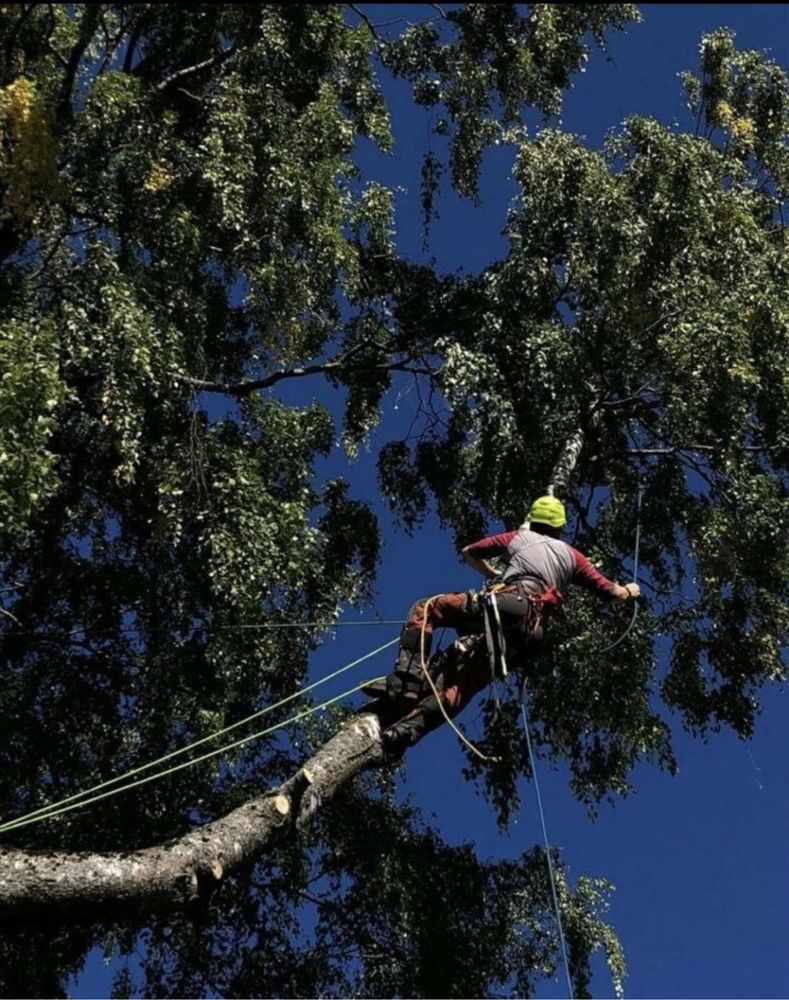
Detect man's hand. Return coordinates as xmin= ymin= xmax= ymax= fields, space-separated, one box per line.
xmin=612 ymin=582 xmax=640 ymax=602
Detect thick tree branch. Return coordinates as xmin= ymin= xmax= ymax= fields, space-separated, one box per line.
xmin=123 ymin=8 xmax=149 ymax=74
xmin=183 ymin=361 xmax=345 ymax=396
xmin=97 ymin=8 xmax=129 ymax=77
xmin=626 ymin=444 xmax=780 ymax=455
xmin=155 ymin=43 xmax=237 ymax=93
xmin=0 ymin=714 xmax=384 ymax=922
xmin=546 ymin=401 xmax=603 ymax=498
xmin=59 ymin=5 xmax=101 ymax=116
xmin=180 ymin=358 xmax=437 ymax=397
xmin=547 ymin=425 xmax=587 ymax=497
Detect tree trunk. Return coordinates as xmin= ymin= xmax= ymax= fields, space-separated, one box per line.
xmin=547 ymin=407 xmax=601 ymax=497
xmin=0 ymin=714 xmax=383 ymax=922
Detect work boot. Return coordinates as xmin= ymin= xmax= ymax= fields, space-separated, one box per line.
xmin=355 ymin=695 xmax=403 ymax=730
xmin=359 ymin=677 xmax=388 ymax=698
xmin=381 ymin=714 xmax=429 ymax=758
xmin=386 ymin=621 xmax=432 ymax=705
xmin=381 ymin=691 xmax=447 ymax=757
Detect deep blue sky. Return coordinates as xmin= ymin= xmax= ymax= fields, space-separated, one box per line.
xmin=73 ymin=6 xmax=788 ymax=999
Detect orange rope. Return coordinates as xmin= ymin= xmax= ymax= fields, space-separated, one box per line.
xmin=418 ymin=597 xmax=499 ymax=764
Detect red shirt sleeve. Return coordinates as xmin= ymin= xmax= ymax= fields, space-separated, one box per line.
xmin=568 ymin=546 xmax=617 ymax=597
xmin=463 ymin=530 xmax=519 ymax=559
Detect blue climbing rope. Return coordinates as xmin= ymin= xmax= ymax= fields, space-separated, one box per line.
xmin=519 ymin=676 xmax=574 ymax=999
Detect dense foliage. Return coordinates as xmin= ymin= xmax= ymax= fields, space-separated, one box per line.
xmin=0 ymin=4 xmax=785 ymax=997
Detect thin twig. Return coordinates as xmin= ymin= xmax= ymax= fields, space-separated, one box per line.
xmin=345 ymin=5 xmax=428 ymax=39
xmin=348 ymin=3 xmax=384 ymax=43
xmin=666 ymin=444 xmax=736 ymax=508
xmin=599 ymin=377 xmax=660 ymax=410
xmin=29 ymin=224 xmax=97 ymax=280
xmin=0 ymin=607 xmax=22 ymax=627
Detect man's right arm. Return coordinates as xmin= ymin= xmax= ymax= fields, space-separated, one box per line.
xmin=461 ymin=531 xmax=518 ymax=580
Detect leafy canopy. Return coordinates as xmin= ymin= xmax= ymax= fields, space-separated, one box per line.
xmin=0 ymin=4 xmax=786 ymax=998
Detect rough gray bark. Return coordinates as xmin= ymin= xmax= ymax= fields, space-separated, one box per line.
xmin=0 ymin=714 xmax=383 ymax=922
xmin=547 ymin=407 xmax=601 ymax=497
xmin=547 ymin=425 xmax=586 ymax=497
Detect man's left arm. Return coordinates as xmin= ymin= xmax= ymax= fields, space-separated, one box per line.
xmin=569 ymin=546 xmax=640 ymax=602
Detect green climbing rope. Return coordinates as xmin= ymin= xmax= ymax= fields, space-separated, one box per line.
xmin=0 ymin=637 xmax=398 ymax=834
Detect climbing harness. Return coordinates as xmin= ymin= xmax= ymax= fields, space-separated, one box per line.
xmin=482 ymin=590 xmax=506 ymax=715
xmin=0 ymin=638 xmax=398 ymax=835
xmin=411 ymin=581 xmax=562 ymax=762
xmin=519 ymin=673 xmax=574 ymax=1000
xmin=483 ymin=590 xmax=509 ymax=681
xmin=482 ymin=582 xmax=563 ymax=683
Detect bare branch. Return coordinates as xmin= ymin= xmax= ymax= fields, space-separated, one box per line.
xmin=0 ymin=607 xmax=21 ymax=627
xmin=175 ymin=87 xmax=204 ymax=104
xmin=348 ymin=4 xmax=384 ymax=43
xmin=599 ymin=378 xmax=660 ymax=410
xmin=155 ymin=43 xmax=237 ymax=93
xmin=346 ymin=5 xmax=433 ymax=39
xmin=178 ymin=357 xmax=438 ymax=398
xmin=181 ymin=360 xmax=342 ymax=397
xmin=626 ymin=444 xmax=780 ymax=455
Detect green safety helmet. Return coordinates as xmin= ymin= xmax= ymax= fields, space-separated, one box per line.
xmin=528 ymin=495 xmax=566 ymax=529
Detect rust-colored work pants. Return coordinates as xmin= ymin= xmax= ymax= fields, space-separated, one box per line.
xmin=393 ymin=585 xmax=541 ymax=726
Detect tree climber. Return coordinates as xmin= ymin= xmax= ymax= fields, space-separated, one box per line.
xmin=365 ymin=495 xmax=640 ymax=753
